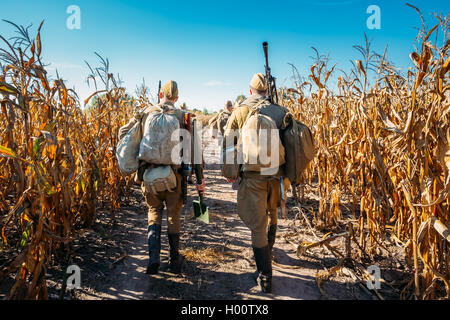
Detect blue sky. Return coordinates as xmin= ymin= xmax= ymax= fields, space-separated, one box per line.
xmin=1 ymin=0 xmax=448 ymax=111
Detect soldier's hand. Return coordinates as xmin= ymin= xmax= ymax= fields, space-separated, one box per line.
xmin=196 ymin=180 xmax=206 ymax=194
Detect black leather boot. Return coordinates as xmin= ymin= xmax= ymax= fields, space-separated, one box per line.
xmin=168 ymin=233 xmax=184 ymax=273
xmin=267 ymin=224 xmax=277 ymax=257
xmin=252 ymin=245 xmax=273 ymax=293
xmin=146 ymin=224 xmax=161 ymax=274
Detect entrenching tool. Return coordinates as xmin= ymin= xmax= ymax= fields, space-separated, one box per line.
xmin=191 ymin=118 xmax=209 ymax=223
xmin=193 ymin=164 xmax=209 ymax=223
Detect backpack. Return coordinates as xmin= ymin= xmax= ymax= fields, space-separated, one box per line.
xmin=116 ymin=121 xmax=141 ymax=175
xmin=208 ymin=113 xmax=220 ymax=127
xmin=281 ymin=113 xmax=315 ymax=184
xmin=143 ymin=165 xmax=177 ymax=194
xmin=221 ymin=143 xmax=242 ymax=180
xmin=240 ymin=101 xmax=285 ymax=175
xmin=217 ymin=110 xmax=231 ymax=135
xmin=138 ymin=106 xmax=182 ymax=165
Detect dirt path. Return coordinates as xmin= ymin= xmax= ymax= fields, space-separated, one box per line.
xmin=45 ymin=166 xmax=371 ymax=301
xmin=0 ymin=134 xmax=412 ymax=301
xmin=34 ymin=136 xmax=383 ymax=300
xmin=70 ymin=169 xmax=322 ymax=300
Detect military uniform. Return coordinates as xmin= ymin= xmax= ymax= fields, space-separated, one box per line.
xmin=215 ymin=108 xmax=232 ymax=135
xmin=208 ymin=100 xmax=233 ymax=136
xmin=224 ymin=93 xmax=288 ymax=248
xmin=118 ymin=80 xmax=186 ymax=274
xmin=223 ymin=73 xmax=289 ymax=293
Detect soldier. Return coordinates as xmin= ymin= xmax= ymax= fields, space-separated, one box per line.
xmin=234 ymin=96 xmax=245 ymax=108
xmin=118 ymin=80 xmax=205 ymax=275
xmin=216 ymin=100 xmax=234 ymax=135
xmin=223 ymin=73 xmax=289 ymax=293
xmin=208 ymin=100 xmax=234 ymax=137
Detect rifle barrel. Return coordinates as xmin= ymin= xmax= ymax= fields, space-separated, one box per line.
xmin=157 ymin=80 xmax=161 ymax=103
xmin=262 ymin=42 xmax=269 ymax=59
xmin=262 ymin=42 xmax=273 ymax=102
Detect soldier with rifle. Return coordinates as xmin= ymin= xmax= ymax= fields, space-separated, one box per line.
xmin=222 ymin=42 xmax=289 ymax=293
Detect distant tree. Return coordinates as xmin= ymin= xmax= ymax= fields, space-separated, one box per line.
xmin=235 ymin=94 xmax=246 ymax=104
xmin=84 ymin=93 xmax=105 ymax=113
xmin=202 ymin=108 xmax=210 ymax=115
xmin=85 ymin=91 xmax=133 ymax=114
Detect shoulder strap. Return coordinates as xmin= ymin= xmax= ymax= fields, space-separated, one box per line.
xmin=242 ymin=99 xmax=269 ymax=123
xmin=246 ymin=99 xmax=269 ymax=112
xmin=156 ymin=103 xmax=176 ymax=113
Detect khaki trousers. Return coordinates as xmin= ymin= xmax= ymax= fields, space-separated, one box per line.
xmin=237 ymin=175 xmax=281 ymax=248
xmin=142 ymin=171 xmax=183 ymax=234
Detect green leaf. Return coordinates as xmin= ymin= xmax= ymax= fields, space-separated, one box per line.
xmin=0 ymin=82 xmax=19 ymax=95
xmin=20 ymin=228 xmax=30 ymax=248
xmin=0 ymin=145 xmax=17 ymax=157
xmin=32 ymin=137 xmax=44 ymax=158
xmin=47 ymin=187 xmax=58 ymax=195
xmin=0 ymin=145 xmax=33 ymax=165
xmin=81 ymin=177 xmax=86 ymax=193
xmin=43 ymin=121 xmax=57 ymax=132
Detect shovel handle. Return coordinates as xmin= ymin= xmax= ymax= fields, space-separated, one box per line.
xmin=194 ymin=164 xmax=203 ymax=184
xmin=280 ymin=177 xmax=287 ymax=218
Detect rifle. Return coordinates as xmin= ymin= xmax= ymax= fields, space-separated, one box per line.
xmin=180 ymin=112 xmax=193 ymax=205
xmin=264 ymin=42 xmax=287 ymax=217
xmin=180 ymin=163 xmax=190 ymax=205
xmin=157 ymin=80 xmax=161 ymax=104
xmin=262 ymin=42 xmax=278 ymax=104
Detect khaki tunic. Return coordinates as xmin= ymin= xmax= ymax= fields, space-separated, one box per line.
xmin=222 ymin=94 xmax=289 ymax=248
xmin=223 ymin=94 xmax=289 ymax=139
xmin=118 ymin=102 xmax=186 ymax=234
xmin=207 ymin=113 xmax=220 ymax=128
xmin=207 ymin=109 xmax=232 ymax=136
xmin=215 ymin=109 xmax=232 ymax=135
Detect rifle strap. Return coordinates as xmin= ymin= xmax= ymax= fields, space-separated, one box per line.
xmin=242 ymin=98 xmax=269 ymax=124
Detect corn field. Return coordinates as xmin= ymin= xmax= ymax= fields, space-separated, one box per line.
xmin=0 ymin=6 xmax=449 ymax=300
xmin=281 ymin=9 xmax=449 ymax=299
xmin=0 ymin=21 xmax=137 ymax=299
